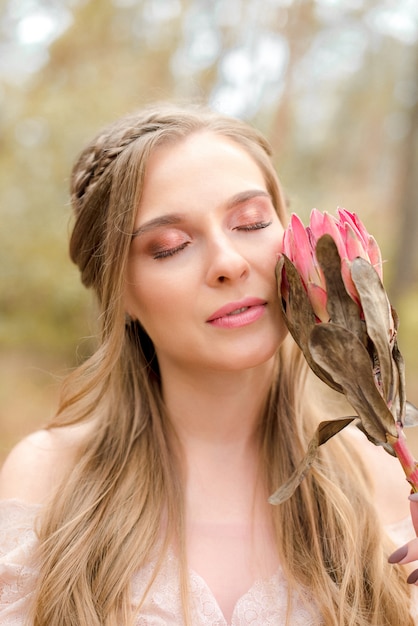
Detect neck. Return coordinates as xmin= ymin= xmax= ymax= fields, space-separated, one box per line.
xmin=159 ymin=359 xmax=277 ymax=549
xmin=159 ymin=358 xmax=275 ymax=451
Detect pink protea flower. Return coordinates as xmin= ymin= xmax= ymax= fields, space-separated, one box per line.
xmin=270 ymin=207 xmax=418 ymax=506
xmin=282 ymin=209 xmax=383 ymax=322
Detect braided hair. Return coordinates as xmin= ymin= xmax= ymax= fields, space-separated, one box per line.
xmin=69 ymin=104 xmax=286 ymax=301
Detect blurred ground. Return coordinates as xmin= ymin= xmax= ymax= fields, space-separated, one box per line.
xmin=0 ymin=352 xmax=62 ymax=462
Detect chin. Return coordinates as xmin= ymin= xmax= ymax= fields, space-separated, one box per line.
xmin=215 ymin=341 xmax=281 ymax=372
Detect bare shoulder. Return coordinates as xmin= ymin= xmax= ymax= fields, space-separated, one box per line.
xmin=0 ymin=423 xmax=92 ymax=505
xmin=344 ymin=425 xmax=411 ymax=525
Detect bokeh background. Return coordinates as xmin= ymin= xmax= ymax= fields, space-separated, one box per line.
xmin=1 ymin=0 xmax=418 ymax=461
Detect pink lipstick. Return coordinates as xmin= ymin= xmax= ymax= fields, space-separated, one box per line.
xmin=207 ymin=297 xmax=267 ymax=329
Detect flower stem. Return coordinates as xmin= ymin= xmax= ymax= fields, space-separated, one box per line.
xmin=387 ymin=423 xmax=418 ymax=493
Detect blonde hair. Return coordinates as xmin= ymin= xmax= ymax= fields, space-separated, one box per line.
xmin=32 ymin=103 xmax=413 ymax=625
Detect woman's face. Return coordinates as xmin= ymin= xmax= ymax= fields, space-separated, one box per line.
xmin=125 ymin=131 xmax=287 ymax=377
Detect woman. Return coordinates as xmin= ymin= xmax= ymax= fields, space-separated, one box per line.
xmin=0 ymin=103 xmax=417 ymax=625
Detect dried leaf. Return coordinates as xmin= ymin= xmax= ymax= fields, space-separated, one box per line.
xmin=351 ymin=257 xmax=394 ymax=402
xmin=277 ymin=256 xmax=343 ymax=394
xmin=355 ymin=422 xmax=396 ymax=456
xmin=391 ymin=306 xmax=400 ymax=334
xmin=269 ymin=417 xmax=355 ymax=505
xmin=392 ymin=340 xmax=406 ymax=424
xmin=276 ymin=255 xmax=316 ymax=348
xmin=315 ymin=235 xmax=365 ymax=342
xmin=309 ymin=324 xmax=397 ymax=443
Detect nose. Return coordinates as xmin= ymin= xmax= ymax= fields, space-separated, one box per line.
xmin=205 ymin=233 xmax=250 ymax=286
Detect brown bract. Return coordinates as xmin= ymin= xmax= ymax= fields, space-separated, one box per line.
xmin=270 ymin=234 xmax=418 ymax=505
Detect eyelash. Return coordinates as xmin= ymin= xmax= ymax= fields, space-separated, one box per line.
xmin=235 ymin=220 xmax=272 ymax=231
xmin=153 ymin=242 xmax=190 ymax=259
xmin=152 ymin=221 xmax=272 ymax=259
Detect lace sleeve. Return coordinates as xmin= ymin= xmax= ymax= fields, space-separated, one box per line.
xmin=0 ymin=499 xmax=41 ymax=625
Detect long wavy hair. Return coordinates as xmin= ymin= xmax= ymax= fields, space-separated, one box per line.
xmin=31 ymin=103 xmax=413 ymax=625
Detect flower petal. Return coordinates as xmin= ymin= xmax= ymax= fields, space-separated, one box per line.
xmin=307 ymin=283 xmax=329 ymax=322
xmin=367 ymin=235 xmax=383 ymax=280
xmin=344 ymin=223 xmax=368 ymax=263
xmin=288 ymin=213 xmax=317 ymax=285
xmin=309 ymin=208 xmax=326 ymax=239
xmin=321 ymin=212 xmax=347 ymax=261
xmin=341 ymin=258 xmax=361 ymax=306
xmin=337 ymin=208 xmax=369 ymax=249
xmin=282 ymin=223 xmax=295 ymax=259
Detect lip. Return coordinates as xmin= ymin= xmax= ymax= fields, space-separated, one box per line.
xmin=206 ymin=297 xmax=267 ymax=328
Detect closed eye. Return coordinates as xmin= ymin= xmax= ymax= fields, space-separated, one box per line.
xmin=153 ymin=241 xmax=190 ymax=259
xmin=235 ymin=220 xmax=273 ymax=231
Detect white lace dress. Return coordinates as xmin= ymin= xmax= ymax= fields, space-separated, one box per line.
xmin=0 ymin=499 xmax=417 ymax=625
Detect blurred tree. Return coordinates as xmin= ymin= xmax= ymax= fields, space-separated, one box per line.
xmin=0 ymin=0 xmax=417 ymax=358
xmin=391 ymin=47 xmax=418 ymax=298
xmin=1 ymin=0 xmax=418 ymax=456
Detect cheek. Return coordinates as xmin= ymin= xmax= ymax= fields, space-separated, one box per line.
xmin=124 ymin=264 xmax=151 ymax=320
xmin=264 ymin=226 xmax=285 ymax=267
xmin=275 ymin=221 xmax=285 ymax=252
xmin=276 ymin=232 xmax=284 ymax=255
xmin=125 ymin=266 xmax=187 ymax=323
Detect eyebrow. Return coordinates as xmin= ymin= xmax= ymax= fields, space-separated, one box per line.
xmin=132 ymin=214 xmax=183 ymax=238
xmin=225 ymin=189 xmax=271 ymax=209
xmin=131 ymin=189 xmax=271 ymax=239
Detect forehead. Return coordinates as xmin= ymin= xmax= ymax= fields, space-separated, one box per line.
xmin=150 ymin=130 xmax=262 ymax=173
xmin=137 ymin=131 xmax=267 ymax=214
